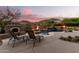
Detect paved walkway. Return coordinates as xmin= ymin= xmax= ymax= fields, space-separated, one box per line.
xmin=0 ymin=32 xmax=79 ymax=53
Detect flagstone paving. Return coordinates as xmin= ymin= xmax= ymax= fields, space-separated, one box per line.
xmin=0 ymin=31 xmax=79 ymax=53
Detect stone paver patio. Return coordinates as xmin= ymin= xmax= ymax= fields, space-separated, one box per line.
xmin=0 ymin=31 xmax=79 ymax=53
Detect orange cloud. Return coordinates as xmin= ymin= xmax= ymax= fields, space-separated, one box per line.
xmin=22 ymin=8 xmax=32 ymax=15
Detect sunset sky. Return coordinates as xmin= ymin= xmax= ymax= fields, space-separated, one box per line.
xmin=1 ymin=6 xmax=79 ymax=22
xmin=4 ymin=6 xmax=79 ymax=17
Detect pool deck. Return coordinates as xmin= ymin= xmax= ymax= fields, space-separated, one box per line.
xmin=0 ymin=31 xmax=79 ymax=53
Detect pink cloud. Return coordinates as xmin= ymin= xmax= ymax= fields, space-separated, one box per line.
xmin=22 ymin=8 xmax=32 ymax=15
xmin=16 ymin=8 xmax=46 ymax=23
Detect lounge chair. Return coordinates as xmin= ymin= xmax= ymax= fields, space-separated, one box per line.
xmin=27 ymin=30 xmax=44 ymax=47
xmin=8 ymin=31 xmax=28 ymax=48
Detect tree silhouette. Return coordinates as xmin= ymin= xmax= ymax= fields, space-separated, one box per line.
xmin=0 ymin=7 xmax=21 ymax=33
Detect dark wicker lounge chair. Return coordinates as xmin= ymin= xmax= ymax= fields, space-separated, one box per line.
xmin=27 ymin=30 xmax=44 ymax=47
xmin=8 ymin=31 xmax=28 ymax=48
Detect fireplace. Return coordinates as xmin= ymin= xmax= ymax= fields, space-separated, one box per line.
xmin=10 ymin=27 xmax=20 ymax=33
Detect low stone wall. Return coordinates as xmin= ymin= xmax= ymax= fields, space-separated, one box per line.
xmin=0 ymin=33 xmax=10 ymax=40
xmin=0 ymin=33 xmax=10 ymax=46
